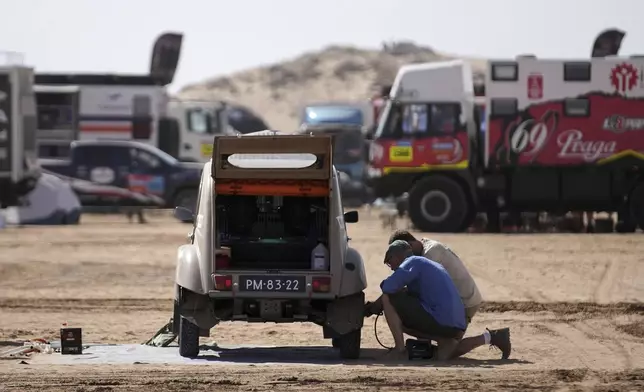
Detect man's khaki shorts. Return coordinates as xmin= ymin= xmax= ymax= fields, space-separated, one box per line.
xmin=465 ymin=304 xmax=480 ymax=325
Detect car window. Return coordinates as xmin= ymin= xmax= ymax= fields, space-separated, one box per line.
xmin=304 ymin=106 xmax=363 ymax=126
xmin=382 ymin=102 xmax=461 ymax=138
xmin=74 ymin=146 xmax=129 ymax=167
xmin=130 ymin=147 xmax=162 ymax=172
xmin=187 ymin=108 xmax=217 ymax=134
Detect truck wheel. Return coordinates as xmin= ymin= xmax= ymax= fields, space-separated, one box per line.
xmin=331 ymin=338 xmax=340 ymax=348
xmin=630 ymin=182 xmax=644 ymax=230
xmin=336 ymin=328 xmax=361 ymax=360
xmin=178 ymin=316 xmax=200 ymax=358
xmin=408 ymin=176 xmax=469 ymax=232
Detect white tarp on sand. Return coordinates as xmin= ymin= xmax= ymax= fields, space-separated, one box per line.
xmin=2 ymin=173 xmax=82 ymax=225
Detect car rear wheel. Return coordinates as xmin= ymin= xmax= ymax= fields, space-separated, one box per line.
xmin=178 ymin=316 xmax=200 ymax=358
xmin=336 ymin=328 xmax=361 ymax=360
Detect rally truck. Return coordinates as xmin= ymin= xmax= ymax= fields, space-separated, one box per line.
xmin=366 ymin=29 xmax=644 ymax=233
xmin=172 ymin=131 xmax=367 ymax=359
xmin=0 ymin=62 xmax=40 ymax=208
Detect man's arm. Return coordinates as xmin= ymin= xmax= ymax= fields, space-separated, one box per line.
xmin=380 ymin=262 xmax=419 ymax=294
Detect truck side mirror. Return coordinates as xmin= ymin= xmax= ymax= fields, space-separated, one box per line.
xmin=174 ymin=206 xmax=194 ymax=223
xmin=344 ymin=210 xmax=359 ymax=223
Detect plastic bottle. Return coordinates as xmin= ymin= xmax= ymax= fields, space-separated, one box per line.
xmin=310 ymin=243 xmax=329 ymax=271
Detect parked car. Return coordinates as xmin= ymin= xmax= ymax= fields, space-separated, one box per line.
xmin=39 ymin=140 xmax=203 ymax=216
xmin=172 ymin=131 xmax=368 ymax=359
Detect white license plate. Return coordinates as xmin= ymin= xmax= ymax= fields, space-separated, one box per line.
xmin=239 ymin=276 xmax=305 ymax=292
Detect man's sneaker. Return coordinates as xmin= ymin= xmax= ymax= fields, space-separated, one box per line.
xmin=488 ymin=327 xmax=511 ymax=359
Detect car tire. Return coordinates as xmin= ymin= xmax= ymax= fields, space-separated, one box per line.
xmin=408 ymin=175 xmax=470 ymax=233
xmin=178 ymin=316 xmax=200 ymax=358
xmin=331 ymin=338 xmax=340 ymax=348
xmin=336 ymin=328 xmax=361 ymax=360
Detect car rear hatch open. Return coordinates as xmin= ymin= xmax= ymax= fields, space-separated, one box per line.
xmin=211 ymin=133 xmax=333 ymax=276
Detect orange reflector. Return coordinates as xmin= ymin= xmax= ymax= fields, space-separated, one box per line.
xmin=215 ymin=179 xmax=328 ymax=197
xmin=312 ymin=276 xmax=331 ymax=293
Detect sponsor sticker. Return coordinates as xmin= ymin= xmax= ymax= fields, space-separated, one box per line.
xmin=602 ymin=115 xmax=644 ymax=133
xmin=557 ymin=129 xmax=616 ymax=161
xmin=389 ymin=145 xmax=413 ymax=162
xmin=527 ymin=73 xmax=543 ymax=100
xmin=90 ymin=167 xmax=115 ymax=184
xmin=200 ymin=143 xmax=213 ymax=157
xmin=128 ymin=174 xmax=165 ymax=195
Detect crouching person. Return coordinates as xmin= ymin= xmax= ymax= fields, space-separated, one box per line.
xmin=387 ymin=230 xmax=483 ymax=325
xmin=366 ymin=240 xmax=511 ymax=361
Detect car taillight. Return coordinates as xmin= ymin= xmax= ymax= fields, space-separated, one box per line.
xmin=214 ymin=275 xmax=232 ymax=291
xmin=312 ymin=276 xmax=331 ymax=293
xmin=215 ymin=254 xmax=230 ymax=269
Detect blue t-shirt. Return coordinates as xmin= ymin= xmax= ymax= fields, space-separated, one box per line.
xmin=380 ymin=255 xmax=466 ymax=330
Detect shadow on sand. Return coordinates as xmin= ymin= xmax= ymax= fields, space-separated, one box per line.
xmin=192 ymin=345 xmax=532 ymax=368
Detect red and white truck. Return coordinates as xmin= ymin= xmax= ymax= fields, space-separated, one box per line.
xmin=367 ymin=29 xmax=644 ymax=233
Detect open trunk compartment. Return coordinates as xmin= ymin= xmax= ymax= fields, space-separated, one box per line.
xmin=215 ymin=194 xmax=329 ymax=270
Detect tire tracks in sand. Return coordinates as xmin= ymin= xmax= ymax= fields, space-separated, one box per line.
xmin=593 ymin=260 xmax=623 ymax=304
xmin=548 ymin=321 xmax=630 ymax=371
xmin=574 ymin=319 xmax=634 ymax=370
xmin=467 ymin=263 xmax=550 ymax=302
xmin=1 ymin=298 xmax=642 ymax=314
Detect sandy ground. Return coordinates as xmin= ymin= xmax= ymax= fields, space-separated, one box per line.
xmin=0 ymin=210 xmax=643 ymax=391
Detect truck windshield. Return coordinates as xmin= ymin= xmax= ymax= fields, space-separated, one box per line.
xmin=304 ymin=106 xmax=363 ymax=126
xmin=375 ymin=102 xmax=461 ymax=139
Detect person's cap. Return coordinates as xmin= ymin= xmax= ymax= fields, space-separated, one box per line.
xmin=383 ymin=240 xmax=412 ymax=264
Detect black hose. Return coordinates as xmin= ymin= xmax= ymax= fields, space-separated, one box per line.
xmin=374 ymin=313 xmax=393 ymax=350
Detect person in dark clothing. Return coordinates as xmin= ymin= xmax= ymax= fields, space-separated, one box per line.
xmin=125 ymin=206 xmax=147 ymax=224
xmin=366 ymin=240 xmax=511 ymax=361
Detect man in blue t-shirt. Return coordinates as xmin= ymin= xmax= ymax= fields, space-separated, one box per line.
xmin=369 ymin=240 xmax=511 ymax=360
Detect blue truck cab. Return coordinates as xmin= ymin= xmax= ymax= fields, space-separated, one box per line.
xmin=299 ymin=104 xmax=367 ymax=180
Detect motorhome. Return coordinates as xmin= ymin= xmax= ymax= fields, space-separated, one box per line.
xmin=34 ymin=32 xmax=229 ymax=163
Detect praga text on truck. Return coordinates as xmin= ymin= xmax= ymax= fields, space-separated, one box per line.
xmin=366 ymin=29 xmax=644 ymax=233
xmin=0 ymin=57 xmax=40 ymax=208
xmin=34 ymin=32 xmax=228 ymax=163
